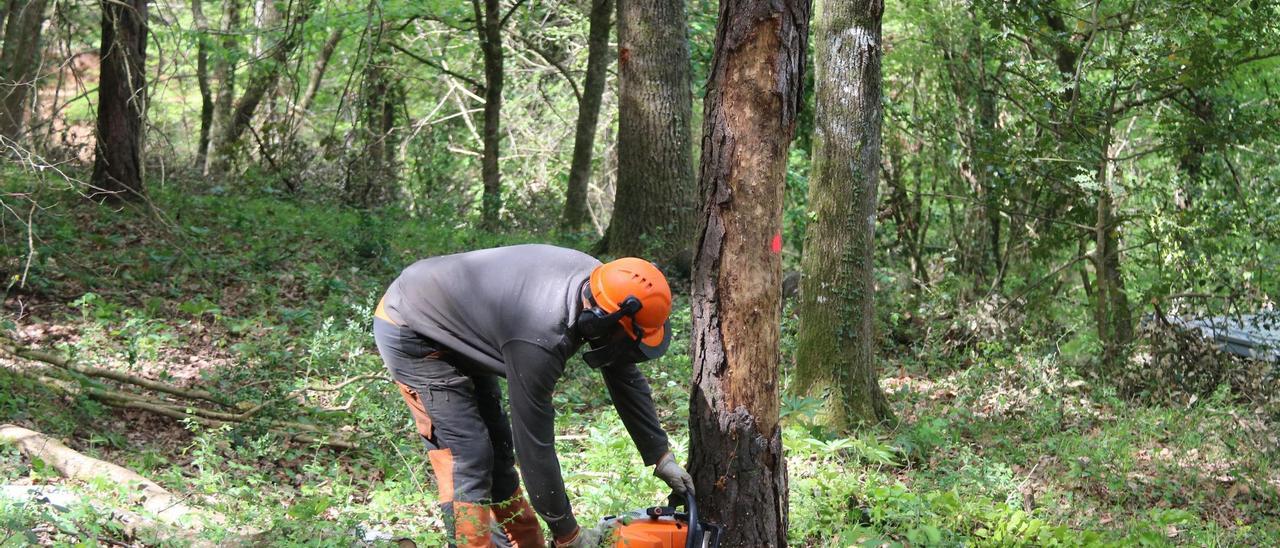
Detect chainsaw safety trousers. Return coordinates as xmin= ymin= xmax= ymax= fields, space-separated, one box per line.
xmin=376 ymin=317 xmax=521 ymax=503
xmin=375 ymin=317 xmax=528 ymax=546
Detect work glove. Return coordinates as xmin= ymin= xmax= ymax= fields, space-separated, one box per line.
xmin=654 ymin=452 xmax=695 ymax=495
xmin=551 ymin=523 xmax=613 ymax=548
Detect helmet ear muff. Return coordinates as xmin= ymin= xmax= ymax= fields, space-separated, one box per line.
xmin=576 ymin=286 xmax=644 ymax=341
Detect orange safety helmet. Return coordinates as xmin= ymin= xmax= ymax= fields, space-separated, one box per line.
xmin=578 ymin=257 xmax=673 ymax=367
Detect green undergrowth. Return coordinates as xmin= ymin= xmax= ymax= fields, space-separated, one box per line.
xmin=784 ymin=348 xmax=1279 ymax=546
xmin=2 ymin=185 xmax=1277 ymax=545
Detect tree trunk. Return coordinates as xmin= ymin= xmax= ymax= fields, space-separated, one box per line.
xmin=1093 ymin=167 xmax=1133 ymax=378
xmin=560 ymin=0 xmax=613 ymax=232
xmin=298 ymin=27 xmax=343 ymax=117
xmin=1175 ymin=92 xmax=1212 ymax=210
xmin=205 ymin=0 xmax=239 ymax=175
xmin=345 ymin=42 xmax=403 ymax=207
xmin=687 ymin=0 xmax=809 ymax=544
xmin=0 ymin=0 xmax=50 ymax=142
xmin=938 ymin=19 xmax=1001 ymax=293
xmin=192 ymin=0 xmax=213 ymax=171
xmin=91 ymin=0 xmax=148 ymax=201
xmin=474 ymin=0 xmax=504 ymax=229
xmin=0 ymin=1 xmax=9 ymax=42
xmin=605 ymin=0 xmax=696 ymax=259
xmin=795 ymin=0 xmax=892 ymax=429
xmin=206 ymin=0 xmax=312 ymax=178
xmin=977 ymin=86 xmax=1002 ymax=287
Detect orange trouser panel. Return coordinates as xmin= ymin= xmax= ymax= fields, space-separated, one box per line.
xmin=394 ymin=382 xmax=458 ymax=505
xmin=428 ymin=448 xmax=456 ymax=503
xmin=453 ymin=501 xmax=495 ymax=548
xmin=375 ymin=296 xmax=398 ymax=324
xmin=396 ymin=381 xmax=434 ymax=439
xmin=492 ymin=487 xmax=544 ymax=547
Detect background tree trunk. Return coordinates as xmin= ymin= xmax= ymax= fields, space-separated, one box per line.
xmin=936 ymin=15 xmax=1003 ymax=294
xmin=192 ymin=0 xmax=213 ymax=171
xmin=0 ymin=0 xmax=50 ymax=143
xmin=604 ymin=0 xmax=696 ymax=259
xmin=91 ymin=0 xmax=149 ymax=200
xmin=560 ymin=0 xmax=613 ymax=231
xmin=0 ymin=1 xmax=9 ymax=41
xmin=687 ymin=0 xmax=809 ymax=544
xmin=475 ymin=0 xmax=504 ymax=229
xmin=795 ymin=0 xmax=893 ymax=428
xmin=1093 ymin=155 xmax=1133 ymax=377
xmin=205 ymin=0 xmax=240 ymax=175
xmin=206 ymin=0 xmax=312 ymax=178
xmin=298 ymin=27 xmax=344 ymax=117
xmin=345 ymin=41 xmax=404 ymax=207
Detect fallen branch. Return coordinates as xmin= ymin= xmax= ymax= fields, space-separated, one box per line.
xmin=0 ymin=425 xmax=261 ymax=545
xmin=237 ymin=374 xmax=389 ymax=420
xmin=1 ymin=338 xmax=382 ymax=449
xmin=25 ymin=373 xmax=363 ymax=450
xmin=0 ymin=338 xmax=229 ymax=407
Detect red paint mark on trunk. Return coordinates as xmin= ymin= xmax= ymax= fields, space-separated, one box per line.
xmin=771 ymin=233 xmax=783 ymax=254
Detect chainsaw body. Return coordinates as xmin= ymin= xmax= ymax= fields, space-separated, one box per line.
xmin=601 ymin=494 xmax=721 ymax=548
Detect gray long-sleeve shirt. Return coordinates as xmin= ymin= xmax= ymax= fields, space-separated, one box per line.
xmin=381 ymin=244 xmax=670 ymax=537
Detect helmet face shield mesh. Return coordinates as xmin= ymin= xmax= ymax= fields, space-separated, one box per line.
xmin=577 ymin=282 xmax=672 ymax=368
xmin=581 ymin=318 xmax=671 ymax=369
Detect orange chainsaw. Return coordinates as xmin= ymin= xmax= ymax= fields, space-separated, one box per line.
xmin=600 ymin=493 xmax=722 ymax=548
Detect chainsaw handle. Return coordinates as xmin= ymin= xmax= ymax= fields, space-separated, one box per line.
xmin=683 ymin=492 xmax=701 ymax=548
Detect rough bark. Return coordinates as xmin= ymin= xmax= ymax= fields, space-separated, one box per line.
xmin=0 ymin=0 xmax=50 ymax=142
xmin=605 ymin=0 xmax=696 ymax=259
xmin=560 ymin=0 xmax=613 ymax=231
xmin=795 ymin=0 xmax=893 ymax=429
xmin=474 ymin=0 xmax=504 ymax=229
xmin=206 ymin=0 xmax=312 ymax=178
xmin=192 ymin=0 xmax=213 ymax=171
xmin=91 ymin=0 xmax=148 ymax=201
xmin=687 ymin=0 xmax=809 ymax=544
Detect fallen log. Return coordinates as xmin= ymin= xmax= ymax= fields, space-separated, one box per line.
xmin=0 ymin=424 xmax=262 ymax=545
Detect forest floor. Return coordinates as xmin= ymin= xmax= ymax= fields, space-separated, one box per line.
xmin=1 ymin=185 xmax=1278 ymax=546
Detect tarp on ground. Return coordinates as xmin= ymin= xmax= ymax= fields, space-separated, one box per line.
xmin=1166 ymin=311 xmax=1280 ymax=362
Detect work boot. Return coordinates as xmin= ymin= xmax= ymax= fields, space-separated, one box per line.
xmin=451 ymin=501 xmax=495 ymax=548
xmin=491 ymin=488 xmax=544 ymax=547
